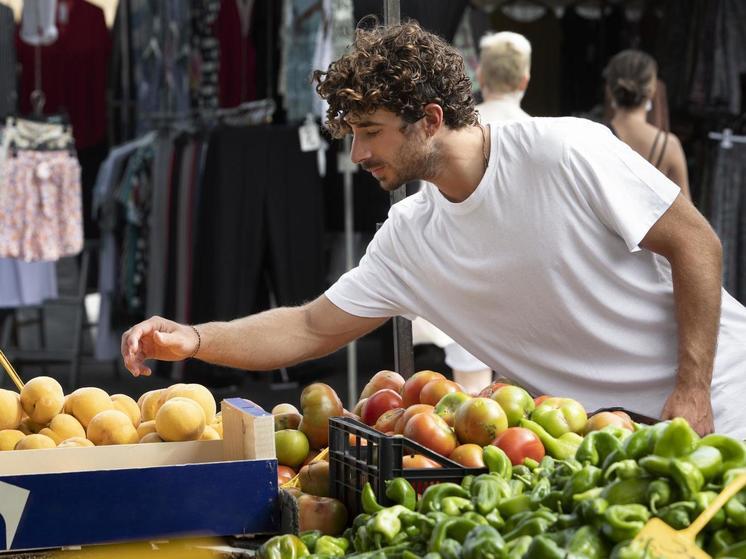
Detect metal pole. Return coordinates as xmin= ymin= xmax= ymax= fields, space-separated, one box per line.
xmin=382 ymin=0 xmax=414 ymax=379
xmin=341 ymin=136 xmax=358 ymax=407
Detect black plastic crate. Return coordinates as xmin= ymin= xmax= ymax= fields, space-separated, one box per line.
xmin=328 ymin=416 xmax=487 ymax=517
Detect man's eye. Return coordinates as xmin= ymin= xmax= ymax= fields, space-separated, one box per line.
xmin=366 ymin=130 xmax=380 ymax=137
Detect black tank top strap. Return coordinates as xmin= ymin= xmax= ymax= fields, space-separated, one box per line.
xmin=654 ymin=130 xmax=669 ymax=169
xmin=647 ymin=128 xmax=663 ymax=163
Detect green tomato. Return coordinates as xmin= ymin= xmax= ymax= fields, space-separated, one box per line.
xmin=434 ymin=391 xmax=472 ymax=427
xmin=530 ymin=397 xmax=587 ymax=438
xmin=491 ymin=385 xmax=535 ymax=427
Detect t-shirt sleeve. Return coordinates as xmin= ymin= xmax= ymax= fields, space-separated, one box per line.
xmin=325 ymin=218 xmax=415 ymax=319
xmin=564 ymin=121 xmax=680 ymax=252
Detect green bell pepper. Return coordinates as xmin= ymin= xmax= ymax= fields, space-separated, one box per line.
xmin=695 ymin=491 xmax=725 ymax=530
xmin=708 ymin=528 xmax=736 ymax=556
xmin=567 ymin=525 xmax=608 ymax=559
xmin=639 ymin=454 xmax=672 ymax=477
xmin=497 ymin=493 xmax=532 ymax=518
xmin=367 ymin=505 xmax=412 ymax=544
xmin=315 ymin=536 xmax=349 ymax=557
xmin=524 ymin=534 xmax=565 ymax=559
xmin=460 ymin=474 xmax=475 ymax=492
xmin=576 ymin=496 xmax=609 ymax=531
xmin=418 ymin=483 xmax=470 ymax=514
xmin=609 ymin=539 xmax=657 ymax=559
xmin=386 ymin=478 xmax=417 ymax=511
xmin=441 ymin=496 xmax=474 ymax=516
xmin=702 ymin=434 xmax=746 ymax=472
xmin=520 ymin=418 xmax=583 ymax=460
xmin=671 ymin=458 xmax=705 ymax=500
xmin=470 ymin=473 xmax=512 ymax=515
xmin=506 ymin=536 xmax=532 ymax=559
xmin=623 ymin=426 xmax=655 ymax=460
xmin=300 ymin=530 xmax=323 ymax=552
xmin=461 ymin=525 xmax=506 ymax=559
xmin=657 ymin=500 xmax=695 ymax=529
xmin=259 ymin=534 xmax=310 ymax=559
xmin=682 ymin=445 xmax=723 ymax=482
xmin=602 ymin=504 xmax=651 ymax=543
xmin=605 ymin=459 xmax=643 ymax=482
xmin=483 ymin=445 xmax=513 ymax=479
xmin=530 ymin=476 xmax=552 ymax=506
xmin=503 ymin=508 xmax=558 ymax=541
xmin=576 ymin=430 xmax=624 ymax=466
xmin=428 ymin=517 xmax=479 ymax=552
xmin=485 ymin=508 xmax=505 ymax=530
xmin=602 ymin=478 xmax=651 ymax=506
xmin=564 ymin=464 xmax=603 ymax=502
xmin=438 ymin=538 xmax=461 ymax=559
xmin=646 ymin=479 xmax=674 ymax=514
xmin=653 ymin=417 xmax=700 ymax=458
xmin=725 ymin=491 xmax=746 ymax=528
xmin=362 ymin=482 xmax=385 ymax=514
xmin=717 ymin=540 xmax=746 ymax=558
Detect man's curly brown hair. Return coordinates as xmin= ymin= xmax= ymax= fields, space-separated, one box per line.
xmin=313 ymin=21 xmax=478 ymax=138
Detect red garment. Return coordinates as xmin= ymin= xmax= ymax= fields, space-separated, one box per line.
xmin=215 ymin=0 xmax=257 ymax=108
xmin=16 ymin=0 xmax=110 ymax=149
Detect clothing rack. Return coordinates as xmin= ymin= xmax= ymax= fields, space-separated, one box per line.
xmin=708 ymin=129 xmax=746 ymax=149
xmin=144 ymin=98 xmax=276 ymax=129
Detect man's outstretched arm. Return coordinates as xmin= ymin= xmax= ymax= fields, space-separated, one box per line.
xmin=121 ymin=295 xmax=388 ymax=376
xmin=640 ymin=193 xmax=722 ymax=435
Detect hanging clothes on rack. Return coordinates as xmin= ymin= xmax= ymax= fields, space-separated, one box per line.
xmin=215 ymin=0 xmax=258 ymax=108
xmin=0 ymin=4 xmax=17 ymax=120
xmin=0 ymin=125 xmax=58 ymax=308
xmin=702 ymin=129 xmax=746 ymax=303
xmin=0 ymin=118 xmax=83 ymax=262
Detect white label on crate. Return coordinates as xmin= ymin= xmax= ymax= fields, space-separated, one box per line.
xmin=0 ymin=481 xmax=30 ymax=550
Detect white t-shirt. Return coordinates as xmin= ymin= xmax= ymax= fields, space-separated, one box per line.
xmin=326 ymin=117 xmax=746 ymax=438
xmin=477 ymin=94 xmax=531 ymax=124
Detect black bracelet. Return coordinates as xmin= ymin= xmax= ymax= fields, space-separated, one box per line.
xmin=189 ymin=325 xmax=201 ymax=359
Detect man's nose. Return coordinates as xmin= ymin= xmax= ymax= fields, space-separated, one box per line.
xmin=349 ymin=135 xmax=370 ymax=165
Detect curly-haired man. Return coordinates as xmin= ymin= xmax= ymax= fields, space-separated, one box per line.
xmin=122 ymin=22 xmax=746 ymax=439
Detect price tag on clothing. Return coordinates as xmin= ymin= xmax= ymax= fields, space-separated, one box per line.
xmin=299 ymin=115 xmax=322 ymax=152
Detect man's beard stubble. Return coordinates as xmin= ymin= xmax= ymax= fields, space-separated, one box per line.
xmin=376 ymin=138 xmax=439 ymax=191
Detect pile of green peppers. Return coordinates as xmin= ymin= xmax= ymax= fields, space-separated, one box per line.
xmin=260 ymin=418 xmax=746 ymax=558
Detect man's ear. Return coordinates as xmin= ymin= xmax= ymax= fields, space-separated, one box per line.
xmin=518 ymin=73 xmax=530 ymax=92
xmin=422 ymin=103 xmax=444 ymax=136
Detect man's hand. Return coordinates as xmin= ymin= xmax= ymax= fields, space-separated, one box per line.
xmin=121 ymin=316 xmax=199 ymax=377
xmin=660 ymin=384 xmax=714 ymax=436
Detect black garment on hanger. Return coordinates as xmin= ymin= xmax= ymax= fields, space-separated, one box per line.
xmin=187 ymin=124 xmax=325 ymax=384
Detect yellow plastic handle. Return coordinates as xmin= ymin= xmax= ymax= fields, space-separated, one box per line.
xmin=684 ymin=472 xmax=746 ymax=538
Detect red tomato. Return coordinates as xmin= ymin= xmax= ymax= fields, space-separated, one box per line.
xmin=403 ymin=454 xmax=442 ymax=469
xmin=394 ymin=404 xmax=434 ymax=434
xmin=373 ymin=407 xmax=406 ymax=433
xmin=492 ymin=427 xmax=545 ymax=465
xmin=277 ymin=465 xmax=296 ymax=485
xmin=361 ymin=389 xmax=403 ymax=425
xmin=419 ymin=379 xmax=464 ymax=406
xmin=401 ymin=371 xmax=446 ymax=407
xmin=533 ymin=395 xmax=551 ymax=407
xmin=449 ymin=444 xmax=485 ymax=468
xmin=360 ymin=370 xmax=406 ymax=400
xmin=403 ymin=412 xmax=458 ymax=457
